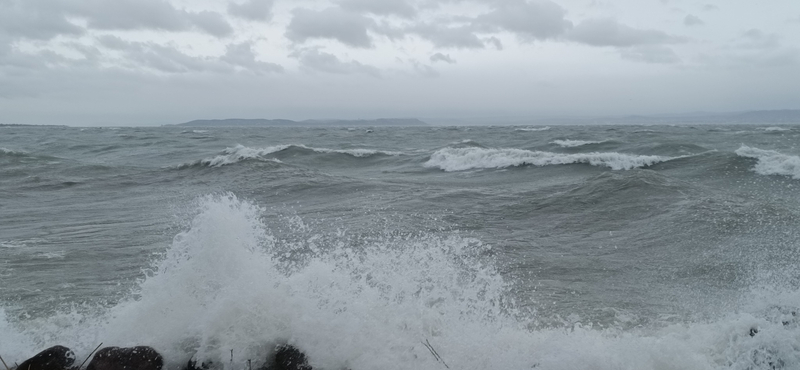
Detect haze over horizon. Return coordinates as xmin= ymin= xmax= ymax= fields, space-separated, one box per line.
xmin=1 ymin=0 xmax=799 ymax=126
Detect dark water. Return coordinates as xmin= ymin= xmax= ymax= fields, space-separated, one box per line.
xmin=1 ymin=124 xmax=800 ymax=370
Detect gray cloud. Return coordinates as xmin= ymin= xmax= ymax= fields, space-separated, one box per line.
xmin=569 ymin=18 xmax=687 ymax=47
xmin=75 ymin=0 xmax=188 ymax=32
xmin=187 ymin=11 xmax=234 ymax=37
xmin=228 ymin=0 xmax=274 ymax=22
xmin=485 ymin=36 xmax=503 ymax=50
xmin=291 ymin=48 xmax=380 ymax=76
xmin=286 ymin=7 xmax=374 ymax=48
xmin=702 ymin=4 xmax=719 ymax=11
xmin=619 ymin=45 xmax=680 ymax=64
xmin=430 ymin=52 xmax=456 ymax=64
xmin=221 ymin=42 xmax=283 ymax=73
xmin=738 ymin=28 xmax=780 ymax=49
xmin=340 ymin=0 xmax=417 ymax=18
xmin=96 ymin=36 xmax=281 ymax=74
xmin=1 ymin=0 xmax=233 ymax=40
xmin=475 ymin=0 xmax=573 ymax=42
xmin=0 ymin=0 xmax=84 ymax=40
xmin=684 ymin=14 xmax=704 ymax=27
xmin=408 ymin=23 xmax=485 ymax=49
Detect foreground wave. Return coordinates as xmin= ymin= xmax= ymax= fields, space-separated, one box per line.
xmin=3 ymin=194 xmax=800 ymax=370
xmin=424 ymin=147 xmax=673 ymax=171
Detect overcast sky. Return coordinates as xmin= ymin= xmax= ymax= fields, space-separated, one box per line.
xmin=1 ymin=0 xmax=799 ymax=125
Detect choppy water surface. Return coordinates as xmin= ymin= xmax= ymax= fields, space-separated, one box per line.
xmin=2 ymin=124 xmax=800 ymax=370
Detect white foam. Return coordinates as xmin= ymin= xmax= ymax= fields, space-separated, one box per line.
xmin=759 ymin=127 xmax=791 ymax=132
xmin=3 ymin=195 xmax=800 ymax=369
xmin=735 ymin=145 xmax=800 ymax=179
xmin=515 ymin=126 xmax=551 ymax=132
xmin=551 ymin=139 xmax=608 ymax=148
xmin=424 ymin=147 xmax=672 ymax=171
xmin=199 ymin=144 xmax=288 ymax=167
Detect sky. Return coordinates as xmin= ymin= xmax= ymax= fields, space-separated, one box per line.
xmin=0 ymin=0 xmax=799 ymax=126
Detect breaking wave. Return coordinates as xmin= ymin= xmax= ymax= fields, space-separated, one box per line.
xmin=735 ymin=145 xmax=800 ymax=179
xmin=424 ymin=147 xmax=674 ymax=171
xmin=190 ymin=144 xmax=404 ymax=167
xmin=551 ymin=139 xmax=610 ymax=148
xmin=515 ymin=126 xmax=551 ymax=132
xmin=4 ymin=195 xmax=800 ymax=370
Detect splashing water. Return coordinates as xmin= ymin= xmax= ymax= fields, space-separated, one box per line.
xmin=3 ymin=194 xmax=800 ymax=370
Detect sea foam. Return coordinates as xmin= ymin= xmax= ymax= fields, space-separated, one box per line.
xmin=551 ymin=139 xmax=609 ymax=148
xmin=424 ymin=147 xmax=672 ymax=171
xmin=735 ymin=145 xmax=800 ymax=179
xmin=3 ymin=195 xmax=800 ymax=370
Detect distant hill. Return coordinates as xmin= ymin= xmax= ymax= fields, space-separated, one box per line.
xmin=174 ymin=118 xmax=427 ymax=127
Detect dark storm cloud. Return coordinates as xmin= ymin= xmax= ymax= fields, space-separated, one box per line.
xmin=474 ymin=0 xmax=573 ymax=42
xmin=228 ymin=0 xmax=275 ymax=22
xmin=291 ymin=48 xmax=380 ymax=76
xmin=339 ymin=0 xmax=417 ymax=18
xmin=683 ymin=14 xmax=704 ymax=27
xmin=569 ymin=18 xmax=687 ymax=47
xmin=286 ymin=7 xmax=375 ymax=48
xmin=430 ymin=52 xmax=456 ymax=64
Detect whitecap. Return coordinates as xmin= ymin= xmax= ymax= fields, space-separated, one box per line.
xmin=759 ymin=127 xmax=791 ymax=132
xmin=424 ymin=147 xmax=673 ymax=171
xmin=551 ymin=139 xmax=609 ymax=148
xmin=515 ymin=126 xmax=551 ymax=132
xmin=735 ymin=145 xmax=800 ymax=179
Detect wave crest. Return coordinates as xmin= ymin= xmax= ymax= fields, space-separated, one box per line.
xmin=196 ymin=144 xmax=403 ymax=167
xmin=551 ymin=140 xmax=609 ymax=148
xmin=424 ymin=147 xmax=672 ymax=171
xmin=735 ymin=145 xmax=800 ymax=179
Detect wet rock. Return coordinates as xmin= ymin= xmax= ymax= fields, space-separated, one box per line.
xmin=15 ymin=346 xmax=75 ymax=370
xmin=263 ymin=345 xmax=311 ymax=370
xmin=86 ymin=347 xmax=163 ymax=370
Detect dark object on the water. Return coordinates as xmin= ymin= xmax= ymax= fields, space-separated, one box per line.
xmin=183 ymin=359 xmax=217 ymax=370
xmin=263 ymin=345 xmax=311 ymax=370
xmin=86 ymin=347 xmax=162 ymax=370
xmin=16 ymin=346 xmax=75 ymax=370
xmin=749 ymin=327 xmax=759 ymax=337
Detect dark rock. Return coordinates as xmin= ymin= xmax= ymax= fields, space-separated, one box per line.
xmin=264 ymin=345 xmax=311 ymax=370
xmin=15 ymin=346 xmax=76 ymax=370
xmin=86 ymin=347 xmax=163 ymax=370
xmin=750 ymin=327 xmax=759 ymax=337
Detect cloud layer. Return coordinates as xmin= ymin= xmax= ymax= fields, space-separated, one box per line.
xmin=1 ymin=0 xmax=798 ymax=125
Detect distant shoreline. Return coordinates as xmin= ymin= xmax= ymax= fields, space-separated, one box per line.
xmin=170 ymin=118 xmax=428 ymax=127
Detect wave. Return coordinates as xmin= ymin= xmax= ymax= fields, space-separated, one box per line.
xmin=551 ymin=139 xmax=610 ymax=148
xmin=735 ymin=145 xmax=800 ymax=179
xmin=424 ymin=147 xmax=674 ymax=171
xmin=4 ymin=195 xmax=800 ymax=370
xmin=1 ymin=147 xmax=27 ymax=157
xmin=759 ymin=127 xmax=792 ymax=132
xmin=515 ymin=126 xmax=551 ymax=132
xmin=194 ymin=144 xmax=404 ymax=167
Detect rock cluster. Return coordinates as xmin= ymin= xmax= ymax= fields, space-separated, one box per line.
xmin=12 ymin=344 xmax=311 ymax=370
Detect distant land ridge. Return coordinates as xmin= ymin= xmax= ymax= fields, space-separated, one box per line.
xmin=174 ymin=118 xmax=427 ymax=127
